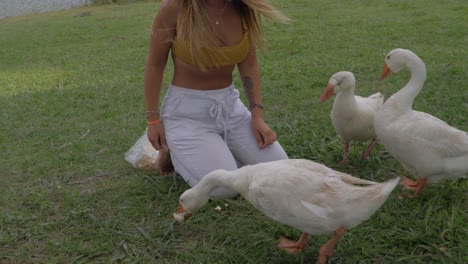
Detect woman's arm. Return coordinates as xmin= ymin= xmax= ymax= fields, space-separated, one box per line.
xmin=144 ymin=0 xmax=178 ymax=150
xmin=237 ymin=44 xmax=277 ymax=148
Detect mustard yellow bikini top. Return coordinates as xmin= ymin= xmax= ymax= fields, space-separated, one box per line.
xmin=171 ymin=21 xmax=250 ymax=67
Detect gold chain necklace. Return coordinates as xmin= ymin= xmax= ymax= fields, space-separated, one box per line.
xmin=214 ymin=0 xmax=229 ymax=25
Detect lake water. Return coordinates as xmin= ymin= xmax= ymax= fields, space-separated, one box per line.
xmin=0 ymin=0 xmax=93 ymax=19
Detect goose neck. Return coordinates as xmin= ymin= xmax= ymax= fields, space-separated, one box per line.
xmin=334 ymin=89 xmax=358 ymax=108
xmin=388 ymin=60 xmax=426 ymax=110
xmin=196 ymin=170 xmax=237 ymax=194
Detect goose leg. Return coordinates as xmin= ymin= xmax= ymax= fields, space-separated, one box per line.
xmin=341 ymin=143 xmax=350 ymax=164
xmin=317 ymin=227 xmax=346 ymax=264
xmin=277 ymin=232 xmax=309 ymax=253
xmin=400 ymin=177 xmax=428 ymax=197
xmin=411 ymin=178 xmax=428 ymax=197
xmin=361 ymin=139 xmax=377 ymax=160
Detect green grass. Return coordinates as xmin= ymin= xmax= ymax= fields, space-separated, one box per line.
xmin=0 ymin=0 xmax=467 ymax=263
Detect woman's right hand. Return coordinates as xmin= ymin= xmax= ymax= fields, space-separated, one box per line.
xmin=147 ymin=122 xmax=167 ymax=150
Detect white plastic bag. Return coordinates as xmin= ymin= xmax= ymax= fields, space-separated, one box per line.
xmin=125 ymin=129 xmax=160 ymax=171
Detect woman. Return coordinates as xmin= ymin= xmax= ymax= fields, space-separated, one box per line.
xmin=144 ymin=0 xmax=289 ymax=197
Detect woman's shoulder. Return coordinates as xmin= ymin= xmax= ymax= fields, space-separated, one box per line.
xmin=153 ymin=0 xmax=180 ymax=29
xmin=159 ymin=0 xmax=181 ymax=15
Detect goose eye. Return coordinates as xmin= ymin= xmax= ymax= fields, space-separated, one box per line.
xmin=387 ymin=55 xmax=390 ymax=59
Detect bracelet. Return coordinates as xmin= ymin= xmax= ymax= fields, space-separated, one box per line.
xmin=147 ymin=119 xmax=161 ymax=125
xmin=249 ymin=103 xmax=263 ymax=111
xmin=146 ymin=110 xmax=160 ymax=119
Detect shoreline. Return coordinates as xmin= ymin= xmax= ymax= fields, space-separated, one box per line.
xmin=0 ymin=0 xmax=93 ymax=20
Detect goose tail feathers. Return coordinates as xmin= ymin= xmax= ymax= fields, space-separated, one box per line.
xmin=380 ymin=176 xmax=401 ymax=197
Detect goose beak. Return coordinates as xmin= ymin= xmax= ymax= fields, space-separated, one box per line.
xmin=319 ymin=84 xmax=335 ymax=103
xmin=380 ymin=63 xmax=392 ymax=80
xmin=173 ymin=202 xmax=192 ymax=222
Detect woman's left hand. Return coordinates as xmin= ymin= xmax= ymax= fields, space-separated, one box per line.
xmin=251 ymin=117 xmax=277 ymax=148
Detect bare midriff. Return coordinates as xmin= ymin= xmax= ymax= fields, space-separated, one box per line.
xmin=171 ymin=57 xmax=236 ymax=90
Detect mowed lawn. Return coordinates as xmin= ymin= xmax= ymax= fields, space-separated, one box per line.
xmin=0 ymin=0 xmax=466 ymax=263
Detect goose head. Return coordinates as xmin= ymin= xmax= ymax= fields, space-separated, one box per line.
xmin=319 ymin=71 xmax=356 ymax=102
xmin=380 ymin=48 xmax=422 ymax=80
xmin=173 ymin=187 xmax=210 ymax=222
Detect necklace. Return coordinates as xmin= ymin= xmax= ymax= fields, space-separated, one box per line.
xmin=214 ymin=0 xmax=229 ymax=25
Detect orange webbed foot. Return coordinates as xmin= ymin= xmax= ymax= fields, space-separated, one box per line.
xmin=277 ymin=233 xmax=309 ymax=254
xmin=400 ymin=177 xmax=418 ymax=190
xmin=400 ymin=177 xmax=428 ymax=198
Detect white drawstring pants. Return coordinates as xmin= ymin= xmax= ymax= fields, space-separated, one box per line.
xmin=160 ymin=84 xmax=288 ymax=198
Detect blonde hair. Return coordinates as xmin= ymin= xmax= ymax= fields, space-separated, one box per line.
xmin=175 ymin=0 xmax=289 ymax=69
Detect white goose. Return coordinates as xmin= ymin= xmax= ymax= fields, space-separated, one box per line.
xmin=320 ymin=71 xmax=384 ymax=163
xmin=375 ymin=48 xmax=468 ymax=197
xmin=173 ymin=159 xmax=399 ymax=263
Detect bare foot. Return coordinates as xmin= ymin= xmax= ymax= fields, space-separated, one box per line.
xmin=155 ymin=147 xmax=175 ymax=175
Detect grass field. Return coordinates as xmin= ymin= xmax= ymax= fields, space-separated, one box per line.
xmin=0 ymin=0 xmax=467 ymax=263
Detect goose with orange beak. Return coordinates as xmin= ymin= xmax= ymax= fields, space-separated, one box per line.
xmin=374 ymin=48 xmax=468 ymax=197
xmin=173 ymin=159 xmax=400 ymax=263
xmin=319 ymin=71 xmax=384 ymax=163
